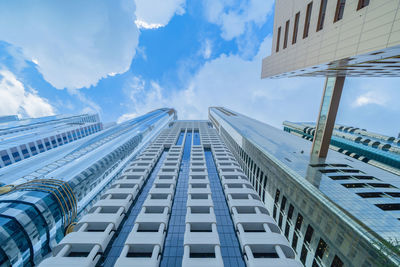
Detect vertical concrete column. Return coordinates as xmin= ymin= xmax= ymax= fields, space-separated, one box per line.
xmin=311 ymin=75 xmax=345 ymax=158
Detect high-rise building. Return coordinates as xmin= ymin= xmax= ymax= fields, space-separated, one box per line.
xmin=0 ymin=114 xmax=102 ymax=168
xmin=0 ymin=109 xmax=176 ymax=266
xmin=35 ymin=120 xmax=300 ymax=267
xmin=283 ymin=121 xmax=400 ymax=174
xmin=261 ymin=0 xmax=400 ymax=160
xmin=209 ymin=107 xmax=400 ymax=267
xmin=262 ymin=0 xmax=400 ymax=78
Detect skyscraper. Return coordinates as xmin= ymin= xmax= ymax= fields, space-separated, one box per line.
xmin=283 ymin=121 xmax=400 ymax=174
xmin=0 ymin=114 xmax=102 ymax=168
xmin=209 ymin=107 xmax=400 ymax=267
xmin=0 ymin=109 xmax=176 ymax=266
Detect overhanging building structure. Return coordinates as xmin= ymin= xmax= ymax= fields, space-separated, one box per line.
xmin=209 ymin=107 xmax=400 ymax=267
xmin=262 ymin=0 xmax=400 ymax=159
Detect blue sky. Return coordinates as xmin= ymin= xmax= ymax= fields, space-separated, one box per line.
xmin=0 ymin=0 xmax=398 ymax=136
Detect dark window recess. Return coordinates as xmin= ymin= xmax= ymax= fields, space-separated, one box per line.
xmin=278 ymin=213 xmax=283 ymax=228
xmin=386 ymin=192 xmax=400 ymax=197
xmin=127 ymin=252 xmax=152 ymax=258
xmin=330 ymin=164 xmax=349 ymax=167
xmin=329 ymin=175 xmax=352 ymax=180
xmin=284 ymin=223 xmax=290 ymax=238
xmin=190 ymin=252 xmax=215 ymax=258
xmin=334 ymin=0 xmax=346 ymax=22
xmin=341 ymin=183 xmax=366 ymax=188
xmin=253 ymin=252 xmax=279 ymax=258
xmin=276 ymin=27 xmax=281 ymax=52
xmin=354 ymin=175 xmax=378 ymax=180
xmin=273 ymin=189 xmax=280 ymax=219
xmin=303 ymin=2 xmax=313 ymax=38
xmin=331 ymin=255 xmax=344 ymax=267
xmin=369 ymin=183 xmax=394 ymax=188
xmin=310 ymin=163 xmax=329 ymax=167
xmin=314 ymin=238 xmax=328 ymax=262
xmin=304 ymin=225 xmax=314 ymax=244
xmin=292 ymin=233 xmax=299 ymax=250
xmin=288 ymin=205 xmax=294 ymax=221
xmin=357 ymin=192 xmax=384 ymax=198
xmin=283 ymin=20 xmax=290 ymax=49
xmin=375 ymin=203 xmax=400 ymax=211
xmin=357 ymin=0 xmax=370 ymax=10
xmin=281 ymin=196 xmax=287 ymax=211
xmin=295 ymin=213 xmax=303 ymax=231
xmin=317 ymin=0 xmax=328 ymax=31
xmin=292 ymin=12 xmax=300 ymax=44
xmin=300 ymin=245 xmax=308 ymax=264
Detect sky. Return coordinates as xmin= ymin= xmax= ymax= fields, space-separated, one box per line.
xmin=0 ymin=0 xmax=398 ymax=137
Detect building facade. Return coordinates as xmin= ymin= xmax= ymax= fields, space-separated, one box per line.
xmin=209 ymin=107 xmax=400 ymax=267
xmin=283 ymin=121 xmax=400 ymax=174
xmin=262 ymin=0 xmax=400 ymax=78
xmin=38 ymin=120 xmax=300 ymax=267
xmin=0 ymin=114 xmax=103 ymax=169
xmin=0 ymin=109 xmax=176 ymax=266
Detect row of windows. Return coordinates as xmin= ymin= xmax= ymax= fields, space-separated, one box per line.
xmin=0 ymin=123 xmax=101 ymax=168
xmin=219 ymin=129 xmax=269 ymax=203
xmin=276 ymin=0 xmax=371 ymax=52
xmin=274 ymin=189 xmax=344 ymax=267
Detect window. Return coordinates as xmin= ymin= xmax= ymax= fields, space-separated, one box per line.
xmin=29 ymin=142 xmax=37 ymax=155
xmin=274 ymin=189 xmax=280 ymax=218
xmin=284 ymin=223 xmax=290 ymax=238
xmin=313 ymin=238 xmax=328 ymax=266
xmin=292 ymin=233 xmax=299 ymax=250
xmin=300 ymin=245 xmax=308 ymax=264
xmin=283 ymin=20 xmax=290 ymax=49
xmin=303 ymin=2 xmax=313 ymax=38
xmin=295 ymin=213 xmax=303 ymax=231
xmin=317 ymin=0 xmax=328 ymax=31
xmin=20 ymin=145 xmax=30 ymax=159
xmin=357 ymin=0 xmax=369 ymax=10
xmin=304 ymin=225 xmax=314 ymax=243
xmin=276 ymin=27 xmax=281 ymax=52
xmin=331 ymin=255 xmax=344 ymax=267
xmin=334 ymin=0 xmax=346 ymax=22
xmin=292 ymin=12 xmax=300 ymax=44
xmin=0 ymin=150 xmax=11 ymax=166
xmin=288 ymin=205 xmax=294 ymax=221
xmin=281 ymin=196 xmax=287 ymax=211
xmin=375 ymin=203 xmax=400 ymax=211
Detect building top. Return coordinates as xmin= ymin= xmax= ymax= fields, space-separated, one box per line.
xmin=209 ymin=107 xmax=400 ymax=244
xmin=262 ymin=0 xmax=400 ymax=78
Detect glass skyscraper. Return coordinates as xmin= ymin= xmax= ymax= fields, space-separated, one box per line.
xmin=209 ymin=107 xmax=400 ymax=267
xmin=283 ymin=121 xmax=400 ymax=174
xmin=0 ymin=109 xmax=176 ymax=266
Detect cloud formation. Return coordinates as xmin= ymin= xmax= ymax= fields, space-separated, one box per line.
xmin=0 ymin=69 xmax=55 ymax=118
xmin=0 ymin=0 xmax=139 ymax=89
xmin=203 ymin=0 xmax=274 ymax=40
xmin=135 ymin=0 xmax=186 ymax=28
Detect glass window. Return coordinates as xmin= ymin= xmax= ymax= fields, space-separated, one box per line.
xmin=56 ymin=135 xmax=63 ymax=145
xmin=20 ymin=144 xmax=30 ymax=158
xmin=304 ymin=225 xmax=314 ymax=243
xmin=292 ymin=232 xmax=299 ymax=250
xmin=10 ymin=147 xmax=21 ymax=162
xmin=303 ymin=2 xmax=313 ymax=38
xmin=281 ymin=196 xmax=287 ymax=211
xmin=295 ymin=213 xmax=303 ymax=231
xmin=317 ymin=0 xmax=328 ymax=31
xmin=292 ymin=12 xmax=300 ymax=44
xmin=331 ymin=255 xmax=344 ymax=267
xmin=334 ymin=0 xmax=346 ymax=22
xmin=284 ymin=223 xmax=290 ymax=238
xmin=29 ymin=142 xmax=37 ymax=155
xmin=44 ymin=138 xmax=51 ymax=150
xmin=276 ymin=26 xmax=281 ymax=52
xmin=50 ymin=136 xmax=57 ymax=148
xmin=357 ymin=0 xmax=369 ymax=10
xmin=300 ymin=245 xmax=308 ymax=264
xmin=313 ymin=238 xmax=328 ymax=266
xmin=1 ymin=150 xmax=11 ymax=166
xmin=283 ymin=20 xmax=290 ymax=49
xmin=288 ymin=204 xmax=294 ymax=221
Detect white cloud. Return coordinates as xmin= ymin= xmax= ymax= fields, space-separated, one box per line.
xmin=119 ymin=36 xmax=325 ymax=129
xmin=0 ymin=0 xmax=139 ymax=89
xmin=134 ymin=0 xmax=186 ymax=28
xmin=354 ymin=91 xmax=388 ymax=107
xmin=0 ymin=69 xmax=55 ymax=118
xmin=203 ymin=0 xmax=274 ymax=40
xmin=135 ymin=19 xmax=164 ymax=29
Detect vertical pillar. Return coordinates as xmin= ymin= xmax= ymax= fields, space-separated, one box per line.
xmin=311 ymin=75 xmax=345 ymax=158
